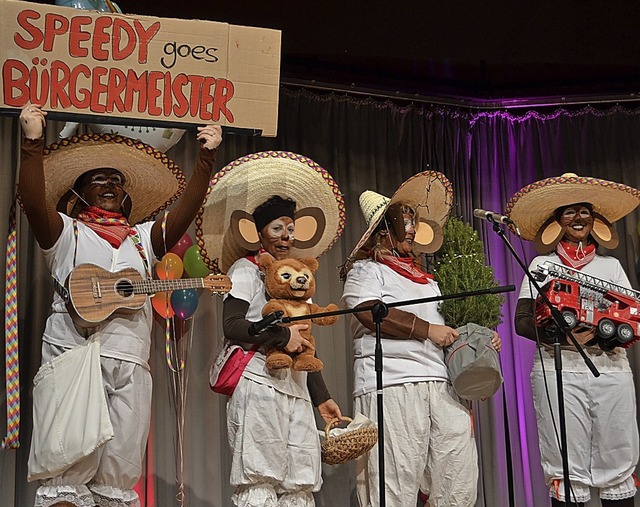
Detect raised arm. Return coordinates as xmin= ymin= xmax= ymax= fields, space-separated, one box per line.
xmin=17 ymin=105 xmax=64 ymax=249
xmin=150 ymin=125 xmax=222 ymax=257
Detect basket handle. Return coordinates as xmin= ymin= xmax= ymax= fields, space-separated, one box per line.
xmin=324 ymin=416 xmax=353 ymax=438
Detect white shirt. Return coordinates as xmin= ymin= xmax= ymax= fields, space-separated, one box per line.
xmin=341 ymin=259 xmax=448 ymax=397
xmin=42 ymin=213 xmax=156 ymax=369
xmin=225 ymin=257 xmax=310 ymax=401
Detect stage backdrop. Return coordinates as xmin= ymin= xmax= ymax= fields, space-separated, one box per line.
xmin=2 ymin=87 xmax=640 ymax=507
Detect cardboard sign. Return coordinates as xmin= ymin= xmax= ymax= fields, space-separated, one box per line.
xmin=0 ymin=0 xmax=281 ymax=136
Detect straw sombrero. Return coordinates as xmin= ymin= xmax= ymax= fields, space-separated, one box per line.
xmin=31 ymin=133 xmax=186 ymax=225
xmin=195 ymin=151 xmax=346 ymax=273
xmin=505 ymin=173 xmax=640 ymax=247
xmin=347 ymin=170 xmax=454 ymax=261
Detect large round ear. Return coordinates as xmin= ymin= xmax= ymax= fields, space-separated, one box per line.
xmin=293 ymin=207 xmax=326 ymax=249
xmin=591 ymin=212 xmax=619 ymax=249
xmin=258 ymin=254 xmax=275 ymax=272
xmin=230 ymin=210 xmax=261 ymax=251
xmin=300 ymin=257 xmax=319 ymax=273
xmin=413 ymin=220 xmax=444 ymax=254
xmin=534 ymin=216 xmax=564 ymax=254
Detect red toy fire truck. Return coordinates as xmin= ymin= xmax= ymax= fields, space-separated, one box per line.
xmin=532 ymin=261 xmax=640 ymax=350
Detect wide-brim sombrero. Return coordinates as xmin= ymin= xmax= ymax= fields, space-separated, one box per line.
xmin=195 ymin=151 xmax=346 ymax=273
xmin=505 ymin=173 xmax=640 ymax=241
xmin=34 ymin=133 xmax=186 ymax=225
xmin=347 ymin=170 xmax=454 ymax=261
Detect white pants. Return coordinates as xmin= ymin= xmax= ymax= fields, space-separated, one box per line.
xmin=532 ymin=348 xmax=639 ymax=502
xmin=227 ymin=377 xmax=321 ymax=507
xmin=34 ymin=343 xmax=152 ymax=507
xmin=354 ymin=381 xmax=478 ymax=507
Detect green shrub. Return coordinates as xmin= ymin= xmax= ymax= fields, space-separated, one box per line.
xmin=432 ymin=217 xmax=504 ymax=329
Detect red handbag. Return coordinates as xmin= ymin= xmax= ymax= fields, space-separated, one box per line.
xmin=209 ymin=343 xmax=259 ymax=396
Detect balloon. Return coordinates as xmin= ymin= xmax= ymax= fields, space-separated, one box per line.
xmin=171 ymin=289 xmax=199 ymax=320
xmin=55 ymin=0 xmax=121 ymax=12
xmin=183 ymin=245 xmax=210 ymax=278
xmin=156 ymin=253 xmax=184 ymax=280
xmin=88 ymin=124 xmax=186 ymax=153
xmin=151 ymin=291 xmax=175 ymax=318
xmin=169 ymin=233 xmax=194 ymax=260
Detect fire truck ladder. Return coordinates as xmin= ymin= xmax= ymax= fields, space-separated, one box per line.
xmin=534 ymin=261 xmax=640 ymax=300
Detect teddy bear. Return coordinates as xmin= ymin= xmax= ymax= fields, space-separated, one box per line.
xmin=259 ymin=255 xmax=339 ymax=372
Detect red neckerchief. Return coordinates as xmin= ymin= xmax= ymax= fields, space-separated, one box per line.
xmin=377 ymin=254 xmax=434 ymax=284
xmin=246 ymin=248 xmax=268 ymax=267
xmin=77 ymin=206 xmax=132 ymax=248
xmin=556 ymin=240 xmax=596 ymax=270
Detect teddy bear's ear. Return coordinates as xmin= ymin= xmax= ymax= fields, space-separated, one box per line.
xmin=258 ymin=254 xmax=275 ymax=272
xmin=413 ymin=220 xmax=444 ymax=254
xmin=534 ymin=216 xmax=564 ymax=254
xmin=300 ymin=257 xmax=319 ymax=273
xmin=230 ymin=210 xmax=261 ymax=251
xmin=591 ymin=212 xmax=619 ymax=249
xmin=294 ymin=207 xmax=326 ymax=249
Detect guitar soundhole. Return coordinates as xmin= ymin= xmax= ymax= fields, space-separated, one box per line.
xmin=116 ymin=279 xmax=134 ymax=298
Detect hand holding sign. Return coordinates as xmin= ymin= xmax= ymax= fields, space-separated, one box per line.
xmin=19 ymin=104 xmax=47 ymax=140
xmin=197 ymin=125 xmax=223 ymax=151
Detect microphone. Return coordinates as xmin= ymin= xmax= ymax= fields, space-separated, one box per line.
xmin=473 ymin=209 xmax=515 ymax=225
xmin=248 ymin=311 xmax=284 ymax=336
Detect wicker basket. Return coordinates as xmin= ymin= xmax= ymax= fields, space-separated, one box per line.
xmin=321 ymin=416 xmax=378 ymax=465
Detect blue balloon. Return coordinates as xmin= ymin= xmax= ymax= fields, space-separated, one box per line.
xmin=55 ymin=0 xmax=122 ymax=12
xmin=170 ymin=289 xmax=199 ymax=320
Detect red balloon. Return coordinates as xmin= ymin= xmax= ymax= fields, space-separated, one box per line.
xmin=151 ymin=291 xmax=175 ymax=318
xmin=169 ymin=232 xmax=194 ymax=259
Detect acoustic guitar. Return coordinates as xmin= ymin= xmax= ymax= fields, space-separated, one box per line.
xmin=63 ymin=263 xmax=232 ymax=328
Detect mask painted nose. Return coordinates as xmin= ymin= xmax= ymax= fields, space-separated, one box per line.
xmin=296 ymin=276 xmax=308 ymax=285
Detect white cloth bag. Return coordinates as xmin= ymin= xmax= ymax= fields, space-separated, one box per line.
xmin=28 ymin=337 xmax=114 ymax=481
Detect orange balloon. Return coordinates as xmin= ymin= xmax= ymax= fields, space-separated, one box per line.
xmin=151 ymin=291 xmax=175 ymax=318
xmin=156 ymin=253 xmax=184 ymax=280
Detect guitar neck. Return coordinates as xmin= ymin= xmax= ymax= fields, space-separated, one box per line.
xmin=134 ymin=278 xmax=205 ymax=295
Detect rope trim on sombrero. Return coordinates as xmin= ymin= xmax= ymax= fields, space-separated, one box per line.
xmin=42 ymin=133 xmax=187 ymax=223
xmin=195 ymin=151 xmax=346 ymax=272
xmin=505 ymin=175 xmax=640 ymax=216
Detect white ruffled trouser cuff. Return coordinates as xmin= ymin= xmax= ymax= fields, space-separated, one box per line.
xmin=232 ymin=484 xmax=315 ymax=507
xmin=35 ymin=484 xmax=94 ymax=507
xmin=91 ymin=482 xmax=140 ymax=506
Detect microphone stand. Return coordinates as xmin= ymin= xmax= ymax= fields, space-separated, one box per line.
xmin=277 ymin=284 xmax=515 ymax=507
xmin=484 ymin=215 xmax=599 ymax=507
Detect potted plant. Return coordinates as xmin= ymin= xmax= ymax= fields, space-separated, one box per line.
xmin=430 ymin=216 xmax=504 ymax=400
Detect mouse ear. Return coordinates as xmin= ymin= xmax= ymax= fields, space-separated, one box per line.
xmin=293 ymin=207 xmax=326 ymax=249
xmin=591 ymin=213 xmax=619 ymax=250
xmin=230 ymin=210 xmax=261 ymax=251
xmin=413 ymin=220 xmax=444 ymax=254
xmin=534 ymin=216 xmax=564 ymax=254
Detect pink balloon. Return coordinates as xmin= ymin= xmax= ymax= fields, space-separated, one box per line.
xmin=169 ymin=233 xmax=194 ymax=259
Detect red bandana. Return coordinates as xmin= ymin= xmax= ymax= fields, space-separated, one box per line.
xmin=246 ymin=249 xmax=268 ymax=267
xmin=556 ymin=240 xmax=596 ymax=270
xmin=77 ymin=206 xmax=132 ymax=248
xmin=377 ymin=254 xmax=434 ymax=284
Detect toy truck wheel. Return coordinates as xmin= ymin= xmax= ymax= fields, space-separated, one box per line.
xmin=562 ymin=311 xmax=578 ymax=329
xmin=597 ymin=319 xmax=616 ymax=339
xmin=617 ymin=323 xmax=635 ymax=343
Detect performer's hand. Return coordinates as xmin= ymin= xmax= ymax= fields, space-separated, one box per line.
xmin=427 ymin=323 xmax=459 ymax=347
xmin=317 ymin=398 xmax=342 ymax=426
xmin=284 ymin=324 xmax=311 ymax=353
xmin=491 ymin=331 xmax=502 ymax=352
xmin=20 ymin=104 xmax=47 ymax=140
xmin=197 ymin=125 xmax=222 ymax=150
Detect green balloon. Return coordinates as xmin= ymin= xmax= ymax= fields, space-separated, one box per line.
xmin=183 ymin=245 xmax=209 ymax=278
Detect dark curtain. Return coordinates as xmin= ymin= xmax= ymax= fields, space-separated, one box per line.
xmin=2 ymin=89 xmax=640 ymax=507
